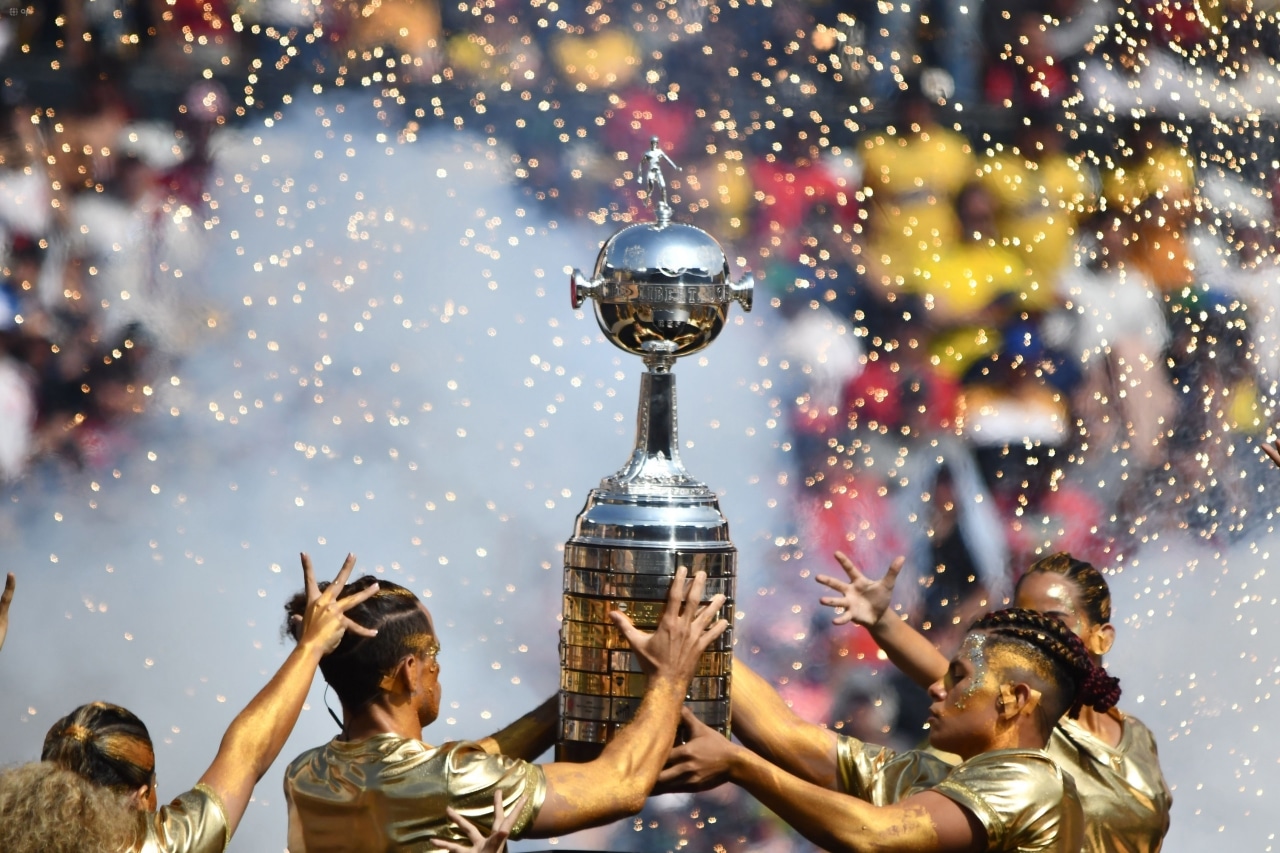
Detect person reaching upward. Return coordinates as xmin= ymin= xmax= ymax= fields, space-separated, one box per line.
xmin=814 ymin=550 xmax=1171 ymax=853
xmin=661 ymin=607 xmax=1119 ymax=853
xmin=283 ymin=564 xmax=728 ymax=851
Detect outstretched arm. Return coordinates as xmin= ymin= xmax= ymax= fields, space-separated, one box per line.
xmin=528 ymin=566 xmax=729 ymax=836
xmin=0 ymin=573 xmax=13 ymax=654
xmin=198 ymin=553 xmax=379 ymax=837
xmin=663 ymin=713 xmax=983 ymax=853
xmin=728 ymin=658 xmax=840 ymax=788
xmin=818 ymin=553 xmax=949 ymax=688
xmin=476 ymin=695 xmax=558 ymax=762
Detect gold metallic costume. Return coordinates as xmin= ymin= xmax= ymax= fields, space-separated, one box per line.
xmin=284 ymin=735 xmax=545 ymax=852
xmin=1051 ymin=714 xmax=1171 ymax=853
xmin=837 ymin=736 xmax=1083 ymax=853
xmin=136 ymin=783 xmax=229 ymax=853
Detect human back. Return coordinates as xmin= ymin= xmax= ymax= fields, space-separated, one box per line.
xmin=286 ymin=736 xmax=541 ymax=851
xmin=282 ymin=565 xmax=728 ymax=850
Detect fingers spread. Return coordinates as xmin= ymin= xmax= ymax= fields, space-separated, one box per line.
xmin=665 ymin=565 xmax=690 ymax=609
xmin=833 ymin=551 xmax=864 ymax=582
xmin=691 ymin=593 xmax=726 ymax=629
xmin=341 ymin=615 xmax=379 ymax=638
xmin=332 ymin=553 xmax=358 ymax=589
xmin=492 ymin=789 xmax=504 ymax=821
xmin=694 ymin=618 xmax=728 ymax=652
xmin=497 ymin=794 xmax=528 ymax=833
xmin=1264 ymin=442 xmax=1280 ymax=466
xmin=301 ymin=553 xmax=319 ymax=600
xmin=608 ymin=610 xmax=642 ymax=646
xmin=882 ymin=556 xmax=905 ymax=589
xmin=338 ymin=581 xmax=380 ymax=611
xmin=683 ymin=571 xmax=708 ymax=617
xmin=814 ymin=574 xmax=848 ymax=592
xmin=444 ymin=806 xmax=483 ymax=843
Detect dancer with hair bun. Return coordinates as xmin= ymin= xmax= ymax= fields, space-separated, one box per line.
xmin=814 ymin=551 xmax=1171 ymax=853
xmin=41 ymin=553 xmax=378 ymax=852
xmin=661 ymin=606 xmax=1119 ymax=852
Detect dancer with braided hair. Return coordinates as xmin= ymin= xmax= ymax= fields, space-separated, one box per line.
xmin=661 ymin=607 xmax=1118 ymax=852
xmin=813 ymin=550 xmax=1170 ymax=853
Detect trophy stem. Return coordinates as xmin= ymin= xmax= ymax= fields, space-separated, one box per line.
xmin=604 ymin=362 xmax=707 ymax=492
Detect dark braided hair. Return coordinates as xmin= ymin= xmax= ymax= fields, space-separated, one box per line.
xmin=971 ymin=608 xmax=1122 ymax=720
xmin=284 ymin=576 xmax=435 ymax=711
xmin=1018 ymin=552 xmax=1112 ymax=625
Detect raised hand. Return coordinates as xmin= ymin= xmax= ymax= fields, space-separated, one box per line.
xmin=657 ymin=706 xmax=737 ymax=793
xmin=0 ymin=573 xmax=13 ymax=653
xmin=1263 ymin=438 xmax=1280 ymax=469
xmin=610 ymin=566 xmax=728 ymax=682
xmin=431 ymin=791 xmax=528 ymax=853
xmin=294 ymin=553 xmax=380 ymax=656
xmin=816 ymin=553 xmax=904 ymax=627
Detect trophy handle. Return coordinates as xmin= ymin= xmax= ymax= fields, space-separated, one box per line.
xmin=730 ymin=272 xmax=754 ymax=313
xmin=571 ymin=269 xmax=600 ymax=309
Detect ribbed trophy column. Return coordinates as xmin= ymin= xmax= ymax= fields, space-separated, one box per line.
xmin=558 ymin=355 xmax=736 ymax=761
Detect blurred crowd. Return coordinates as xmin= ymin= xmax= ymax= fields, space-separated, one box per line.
xmin=0 ymin=3 xmax=233 ymax=479
xmin=2 ymin=0 xmax=1279 ymax=850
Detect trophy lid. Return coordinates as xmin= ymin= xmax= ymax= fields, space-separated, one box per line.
xmin=570 ymin=140 xmax=752 ymax=363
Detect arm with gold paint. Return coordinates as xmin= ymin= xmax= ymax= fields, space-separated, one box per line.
xmin=728 ymin=657 xmax=841 ymax=788
xmin=526 ymin=567 xmax=729 ymax=836
xmin=817 ymin=554 xmax=949 ymax=688
xmin=664 ymin=713 xmax=983 ymax=853
xmin=198 ymin=554 xmax=379 ymax=837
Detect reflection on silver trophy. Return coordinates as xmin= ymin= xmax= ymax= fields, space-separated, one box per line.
xmin=558 ymin=139 xmax=753 ymax=760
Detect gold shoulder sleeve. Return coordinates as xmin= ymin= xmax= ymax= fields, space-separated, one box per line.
xmin=140 ymin=785 xmax=230 ymax=853
xmin=443 ymin=742 xmax=547 ymax=838
xmin=934 ymin=751 xmax=1078 ymax=853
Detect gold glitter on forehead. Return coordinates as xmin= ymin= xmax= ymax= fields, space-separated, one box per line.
xmin=1043 ymin=583 xmax=1078 ymax=617
xmin=986 ymin=638 xmax=1056 ymax=684
xmin=402 ymin=632 xmax=439 ymax=657
xmin=953 ymin=632 xmax=989 ymax=710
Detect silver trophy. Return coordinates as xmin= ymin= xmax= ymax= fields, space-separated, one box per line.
xmin=558 ymin=141 xmax=753 ymax=760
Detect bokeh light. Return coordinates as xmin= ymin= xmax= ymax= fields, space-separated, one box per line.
xmin=1 ymin=1 xmax=1278 ymax=850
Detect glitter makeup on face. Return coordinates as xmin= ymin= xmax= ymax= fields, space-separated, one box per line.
xmin=953 ymin=632 xmax=989 ymax=710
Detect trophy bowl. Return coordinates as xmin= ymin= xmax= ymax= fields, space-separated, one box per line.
xmin=571 ymin=221 xmax=753 ymax=361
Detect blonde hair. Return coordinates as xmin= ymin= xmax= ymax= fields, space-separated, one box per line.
xmin=0 ymin=761 xmax=141 ymax=852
